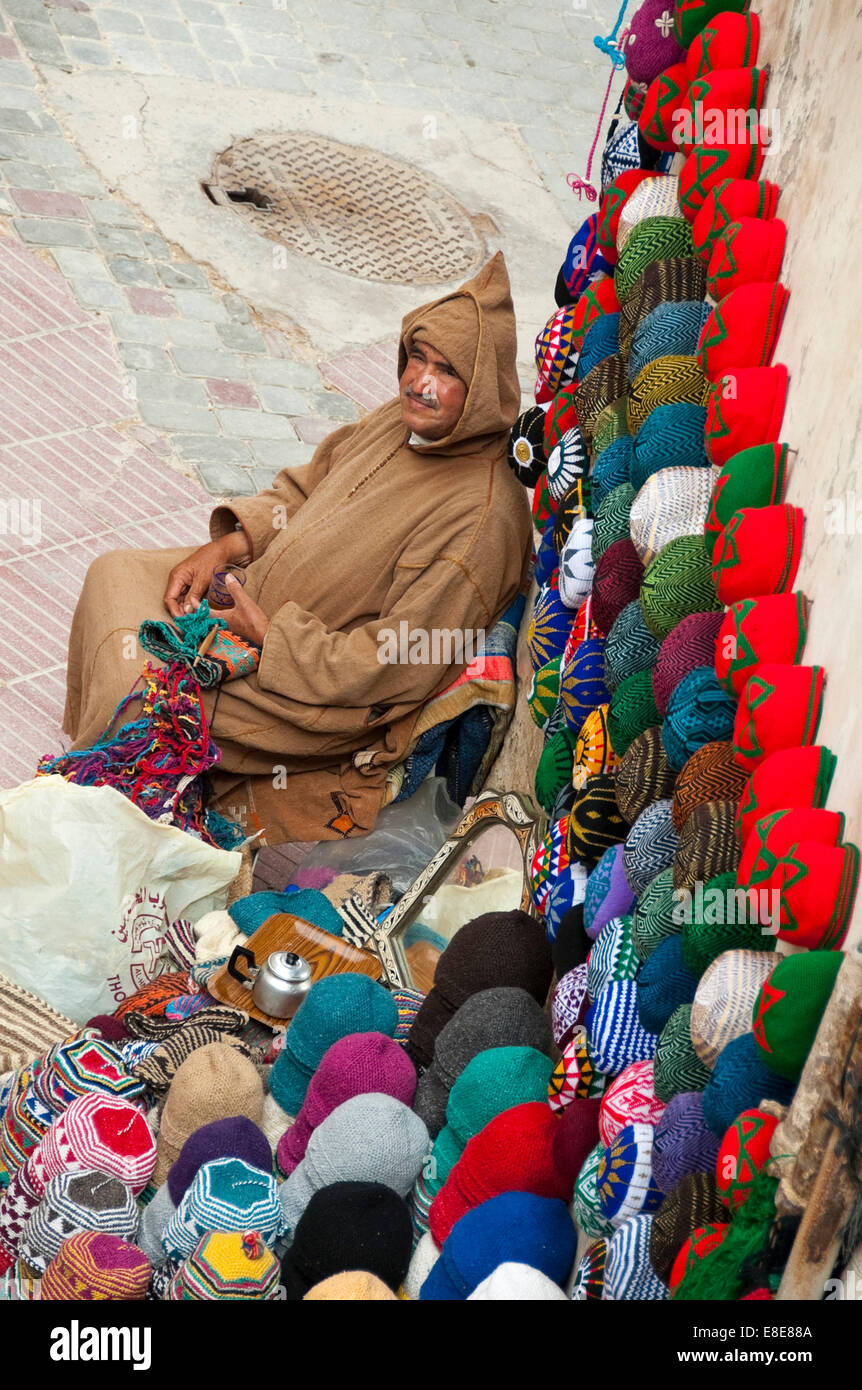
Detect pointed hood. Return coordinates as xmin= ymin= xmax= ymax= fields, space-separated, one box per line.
xmin=397 ymin=250 xmax=521 ymax=454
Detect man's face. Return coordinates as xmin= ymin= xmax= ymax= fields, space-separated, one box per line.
xmin=399 ymin=338 xmax=468 ymax=440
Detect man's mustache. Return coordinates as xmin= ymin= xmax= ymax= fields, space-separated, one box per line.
xmin=406 ymin=387 xmax=438 ymax=408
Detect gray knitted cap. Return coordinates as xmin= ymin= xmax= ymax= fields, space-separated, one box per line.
xmin=279 ymin=1093 xmax=430 ymax=1239
xmin=19 ymin=1169 xmax=138 ymax=1274
xmin=413 ymin=987 xmax=553 ymax=1138
xmin=135 ymin=1181 xmax=177 ymax=1267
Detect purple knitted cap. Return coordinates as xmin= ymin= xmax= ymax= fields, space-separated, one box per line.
xmin=652 ymin=611 xmax=724 ymax=717
xmin=624 ymin=0 xmax=685 ymax=85
xmin=651 ymin=1091 xmax=721 ymax=1195
xmin=167 ymin=1115 xmax=272 ymax=1206
xmin=277 ymin=1032 xmax=417 ymax=1178
xmin=551 ymin=964 xmax=590 ymax=1047
xmin=586 ymin=844 xmax=637 ymax=943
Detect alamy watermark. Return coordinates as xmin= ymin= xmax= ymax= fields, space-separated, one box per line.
xmin=0 ymin=497 xmax=41 ymax=548
xmin=377 ymin=622 xmax=486 ymax=669
xmin=672 ymin=881 xmax=781 ymax=936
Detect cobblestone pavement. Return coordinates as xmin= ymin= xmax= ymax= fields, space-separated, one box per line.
xmin=0 ymin=0 xmax=623 ymax=784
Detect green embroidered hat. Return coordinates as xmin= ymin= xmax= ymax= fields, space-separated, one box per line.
xmin=674 ymin=0 xmax=753 ymax=56
xmin=616 ymin=217 xmax=697 ymax=300
xmin=680 ymin=871 xmax=776 ymax=979
xmin=641 ymin=533 xmax=721 ymax=640
xmin=752 ymin=951 xmax=843 ymax=1081
xmin=704 ymin=444 xmax=788 ymax=558
xmin=631 ymin=867 xmax=680 ymax=963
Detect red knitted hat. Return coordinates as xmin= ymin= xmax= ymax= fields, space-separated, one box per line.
xmin=716 ymin=1108 xmax=777 ymax=1211
xmin=624 ymin=78 xmax=648 ymax=121
xmin=639 ymin=62 xmax=691 ymax=153
xmin=552 ymin=1097 xmax=603 ymax=1189
xmin=680 ymin=138 xmax=766 ymax=221
xmin=711 ymin=504 xmax=804 ymax=606
xmin=428 ymin=1102 xmax=570 ymax=1246
xmin=669 ymin=1223 xmax=730 ymax=1294
xmin=737 ymin=807 xmax=846 ymax=890
xmin=768 ymin=841 xmax=860 ymax=950
xmin=598 ymin=171 xmax=656 ymax=264
xmin=698 ymin=281 xmax=789 ymax=382
xmin=674 ymin=0 xmax=752 ymax=48
xmin=733 ymin=663 xmax=826 ymax=772
xmin=704 ymin=366 xmax=788 ymax=466
xmin=715 ymin=593 xmax=810 ymax=697
xmin=544 ymin=384 xmax=581 ymax=452
xmin=707 ymin=220 xmax=787 ymax=299
xmin=572 ymin=276 xmax=621 ymax=349
xmin=681 ymin=67 xmax=769 ymax=158
xmin=532 ymin=473 xmax=558 ymax=529
xmin=535 ymin=376 xmax=554 ymax=406
xmin=736 ymin=746 xmax=837 ymax=846
xmin=686 ymin=10 xmax=760 ymax=80
xmin=704 ymin=443 xmax=789 ymax=557
xmin=692 ymin=178 xmax=781 ymax=262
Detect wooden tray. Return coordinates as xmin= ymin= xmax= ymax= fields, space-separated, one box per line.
xmin=208 ymin=911 xmax=383 ymax=1027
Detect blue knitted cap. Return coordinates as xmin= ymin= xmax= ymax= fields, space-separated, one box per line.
xmin=578 ymin=313 xmax=621 ymax=382
xmin=630 ymin=402 xmax=709 ymax=492
xmin=628 ymin=300 xmax=711 ymax=384
xmin=637 ymin=934 xmax=699 ymax=1035
xmin=586 ymin=979 xmax=659 ymax=1076
xmin=701 ymin=1033 xmax=796 ymax=1138
xmin=661 ymin=666 xmax=737 ymax=773
xmin=228 ymin=889 xmax=343 ymax=939
xmin=270 ymin=974 xmax=398 ymax=1117
xmin=592 ymin=436 xmax=635 ymax=507
xmin=420 ymin=1192 xmax=576 ymax=1300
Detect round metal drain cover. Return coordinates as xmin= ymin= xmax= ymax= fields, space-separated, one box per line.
xmin=207 ymin=132 xmax=485 ymax=285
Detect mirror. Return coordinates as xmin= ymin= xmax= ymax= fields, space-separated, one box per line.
xmin=367 ymin=791 xmax=548 ymax=991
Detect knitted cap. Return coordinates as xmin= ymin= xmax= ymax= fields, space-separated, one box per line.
xmin=662 ymin=669 xmax=737 ymax=774
xmin=586 ymin=979 xmax=659 ymax=1077
xmin=637 ymin=936 xmax=698 ymax=1035
xmin=167 ymin=1115 xmax=271 ymax=1207
xmin=692 ymin=177 xmax=779 ymax=262
xmin=544 ymin=382 xmax=581 ymax=452
xmin=547 ymin=426 xmax=589 ymax=505
xmin=566 ymin=774 xmax=628 ymax=865
xmin=598 ymin=170 xmax=656 ymax=261
xmin=716 ymin=1107 xmax=779 ymax=1211
xmin=738 ymin=808 xmax=845 ymax=890
xmin=641 ymin=533 xmax=721 ymax=641
xmin=654 ymin=1004 xmax=712 ymax=1102
xmin=699 ymin=280 xmax=788 ymax=379
xmin=280 ymin=1094 xmax=429 ymax=1237
xmin=680 ymin=134 xmax=767 ymax=222
xmin=736 ymin=745 xmax=837 ymax=848
xmin=607 ymin=670 xmax=661 ymax=760
xmin=686 ymin=10 xmax=760 ymax=80
xmin=528 ymin=580 xmax=573 ymax=670
xmin=42 ymin=1034 xmax=142 ymax=1110
xmin=712 ymin=504 xmax=803 ymax=608
xmin=672 ymin=741 xmax=748 ymax=831
xmin=629 ymin=298 xmax=710 ymax=383
xmin=19 ymin=1169 xmax=137 ymax=1276
xmin=436 ymin=1046 xmax=553 ymax=1178
xmin=577 ymin=312 xmax=621 ymax=382
xmin=680 ymin=873 xmax=776 ymax=980
xmin=620 ymin=256 xmax=707 ymax=358
xmin=135 ymin=1181 xmax=175 ymax=1267
xmin=752 ymin=951 xmax=844 ymax=1081
xmin=574 ymin=1140 xmax=615 ymax=1239
xmin=413 ymin=988 xmax=553 ymax=1138
xmin=586 ymin=915 xmax=639 ymax=1003
xmin=559 ymin=518 xmax=596 ymax=613
xmin=630 ymin=466 xmax=714 ymax=567
xmin=553 ymin=1095 xmax=602 ymax=1187
xmin=406 ymin=912 xmax=552 ymax=1070
xmin=508 ymin=406 xmax=548 ymax=487
xmin=704 ymin=365 xmax=787 ymax=467
xmin=653 ymin=611 xmax=724 ymax=718
xmin=527 ymin=656 xmax=562 ymax=731
xmin=599 ymin=1059 xmax=665 ymax=1147
xmin=592 ymin=539 xmax=645 ymax=637
xmin=673 ymin=799 xmax=741 ymax=894
xmin=535 ymin=303 xmax=580 ymax=394
xmin=625 ymin=0 xmax=685 ymax=84
xmin=701 ymin=1033 xmax=796 ymax=1137
xmin=553 ymin=477 xmax=593 ymax=556
xmin=551 ymin=964 xmax=590 ymax=1047
xmin=468 ymin=1261 xmax=567 ymax=1300
xmin=639 ymin=63 xmax=691 ymax=153
xmin=691 ymin=950 xmax=776 ymax=1069
xmin=733 ymin=663 xmax=825 ymax=773
xmin=40 ymin=1093 xmax=156 ymax=1195
xmin=592 ymin=437 xmax=634 ymax=507
xmin=623 ymin=799 xmax=680 ymax=898
xmin=572 ymin=354 xmax=627 ymax=442
xmin=604 ymin=1212 xmax=669 ymax=1300
xmin=669 ymin=1222 xmax=730 ymax=1293
xmin=615 ymin=726 xmax=676 ymax=826
xmin=304 ymin=1270 xmax=398 ymax=1300
xmin=714 ymin=589 xmax=806 ymax=699
xmin=420 ymin=1192 xmax=576 ymax=1301
xmin=631 ymin=867 xmax=679 ymax=962
xmin=41 ymin=1232 xmax=150 ymax=1301
xmin=560 ymin=639 xmax=608 ymax=730
xmin=163 ymin=1156 xmax=285 ymax=1261
xmin=269 ymin=974 xmax=397 ymax=1119
xmin=529 ymin=816 xmax=571 ymax=913
xmin=583 ymin=843 xmax=637 ymax=941
xmin=170 ymin=1229 xmax=281 ymax=1300
xmin=154 ymin=1042 xmax=263 ymax=1188
xmin=571 ymin=1238 xmax=607 ymax=1300
xmin=604 ymin=600 xmax=661 ymax=695
xmin=549 ymin=1032 xmax=608 ymax=1111
xmin=545 ymin=864 xmax=590 ymax=944
xmin=652 ymin=1090 xmax=721 ymax=1194
xmin=593 ymin=485 xmax=635 ymax=564
xmin=631 ymin=402 xmax=709 ymax=491
xmin=627 ymin=355 xmax=708 ymax=437
xmin=280 ymin=1032 xmax=416 ymax=1176
xmin=650 ymin=1170 xmax=727 ymax=1283
xmin=597 ymin=1121 xmax=664 ymax=1226
xmin=554 ymin=904 xmax=591 ymax=975
xmin=281 ymin=1181 xmax=413 ymax=1300
xmin=573 ymin=704 xmax=617 ymax=790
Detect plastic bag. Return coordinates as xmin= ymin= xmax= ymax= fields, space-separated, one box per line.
xmin=297 ymin=777 xmax=462 ymax=897
xmin=0 ymin=776 xmax=241 ymax=1024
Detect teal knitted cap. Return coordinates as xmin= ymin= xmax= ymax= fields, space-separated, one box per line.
xmin=270 ymin=974 xmax=398 ymax=1117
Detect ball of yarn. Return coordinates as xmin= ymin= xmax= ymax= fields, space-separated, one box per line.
xmin=673 ymin=800 xmax=741 ymax=893
xmin=604 ymin=600 xmax=661 ymax=694
xmin=640 ymin=534 xmax=721 ymax=640
xmin=661 ymin=668 xmax=737 ymax=772
xmin=623 ymin=799 xmax=679 ymax=898
xmin=691 ymin=950 xmax=776 ymax=1069
xmin=631 ymin=402 xmax=709 ymax=492
xmin=654 ymin=1005 xmax=712 ymax=1102
xmin=652 ymin=1091 xmax=721 ymax=1194
xmin=593 ymin=484 xmax=636 ymax=563
xmin=649 ymin=1170 xmax=727 ymax=1284
xmin=672 ymin=741 xmax=748 ymax=831
xmin=631 ymin=867 xmax=680 ymax=962
xmin=608 ymin=669 xmax=661 ymax=759
xmin=593 ymin=539 xmax=645 ymax=637
xmin=701 ymin=1034 xmax=796 ymax=1138
xmin=637 ymin=936 xmax=699 ymax=1035
xmin=614 ymin=725 xmax=676 ymax=824
xmin=652 ymin=611 xmax=724 ymax=716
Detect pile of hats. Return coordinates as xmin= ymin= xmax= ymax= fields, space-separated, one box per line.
xmin=508 ymin=0 xmax=857 ymax=1300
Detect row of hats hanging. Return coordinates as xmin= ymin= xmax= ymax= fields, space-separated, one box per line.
xmin=508 ymin=0 xmax=860 ymax=1299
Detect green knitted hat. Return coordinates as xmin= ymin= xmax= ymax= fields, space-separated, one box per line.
xmin=640 ymin=533 xmax=722 ymax=640
xmin=528 ymin=657 xmax=562 ymax=731
xmin=614 ymin=725 xmax=677 ymax=826
xmin=592 ymin=399 xmax=631 ymax=457
xmin=680 ymin=872 xmax=777 ymax=978
xmin=592 ymin=483 xmax=636 ymax=564
xmin=654 ymin=1004 xmax=712 ymax=1102
xmin=607 ymin=669 xmax=661 ymax=758
xmin=616 ymin=217 xmax=697 ymax=301
xmin=432 ymin=1044 xmax=554 ymax=1188
xmin=535 ymin=725 xmax=578 ymax=813
xmin=574 ymin=1140 xmax=616 ymax=1240
xmin=752 ymin=951 xmax=843 ymax=1082
xmin=631 ymin=868 xmax=680 ymax=963
xmin=704 ymin=443 xmax=788 ymax=559
xmin=675 ymin=0 xmax=751 ymax=50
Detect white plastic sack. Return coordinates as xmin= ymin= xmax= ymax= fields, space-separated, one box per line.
xmin=0 ymin=776 xmax=241 ymax=1024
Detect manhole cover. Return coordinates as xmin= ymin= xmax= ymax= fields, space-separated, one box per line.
xmin=205 ymin=132 xmax=485 ymax=285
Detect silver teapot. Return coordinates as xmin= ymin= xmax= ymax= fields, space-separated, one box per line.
xmin=227 ymin=946 xmax=312 ymax=1019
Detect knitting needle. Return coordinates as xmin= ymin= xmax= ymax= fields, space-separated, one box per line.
xmin=193 ymin=625 xmax=218 ymax=670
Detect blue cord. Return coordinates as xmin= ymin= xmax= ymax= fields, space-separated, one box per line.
xmin=594 ymin=0 xmax=630 ymax=68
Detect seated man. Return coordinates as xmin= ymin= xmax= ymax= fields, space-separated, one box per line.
xmin=63 ymin=251 xmax=532 ymax=845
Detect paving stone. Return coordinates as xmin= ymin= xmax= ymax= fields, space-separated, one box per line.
xmin=99 ymin=11 xmax=146 ymax=33
xmin=216 ymin=321 xmax=268 ymax=353
xmin=0 ymin=160 xmax=52 ymax=187
xmin=292 ymin=415 xmax=335 ymax=445
xmin=106 ymin=36 xmax=166 ymax=74
xmin=166 ymin=318 xmax=222 ymax=347
xmin=70 ymin=275 xmax=129 ymax=309
xmin=133 ymin=370 xmax=209 ymax=406
xmin=170 ymin=345 xmax=243 ymax=377
xmin=173 ymin=288 xmax=229 ymax=322
xmin=140 ymin=231 xmax=172 ymax=260
xmin=13 ymin=215 xmax=92 ymax=246
xmin=144 ymin=16 xmax=193 ymax=42
xmin=125 ymin=286 xmax=176 ymax=316
xmin=250 ymin=439 xmax=316 ymax=469
xmin=241 ymin=62 xmax=307 ymax=92
xmin=12 ymin=21 xmax=68 ymax=62
xmin=217 ymin=409 xmax=298 ymax=440
xmin=45 ymin=167 xmax=107 ymax=196
xmin=93 ymin=226 xmax=149 ymax=257
xmin=0 ymin=87 xmax=42 ymax=111
xmin=157 ymin=260 xmax=209 ymax=291
xmin=9 ymin=186 xmax=88 ymax=217
xmin=0 ymin=107 xmax=48 ymax=133
xmin=157 ymin=44 xmax=214 ymax=79
xmin=207 ymin=378 xmax=259 ymax=409
xmin=87 ymin=198 xmax=144 ymax=227
xmin=119 ymin=341 xmax=174 ymax=371
xmin=0 ymin=188 xmax=12 ymax=213
xmin=112 ymin=312 xmax=170 ymax=345
xmin=249 ymin=358 xmax=322 ymax=389
xmin=249 ymin=465 xmax=283 ymax=491
xmin=195 ymin=28 xmax=245 ymax=61
xmin=51 ymin=11 xmax=101 ymax=37
xmin=64 ymin=40 xmax=113 ymax=66
xmin=136 ymin=399 xmax=217 ymax=432
xmin=108 ymin=253 xmax=160 ymax=286
xmin=0 ymin=130 xmax=35 ymax=159
xmin=195 ymin=461 xmax=256 ymax=495
xmin=0 ymin=60 xmax=37 ymax=86
xmin=174 ymin=434 xmax=255 ymax=466
xmin=220 ymin=292 xmax=250 ymax=323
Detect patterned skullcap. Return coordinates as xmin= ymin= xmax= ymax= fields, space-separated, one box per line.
xmin=559 ymin=517 xmax=596 ymax=612
xmin=614 ymin=725 xmax=676 ymax=825
xmin=549 ymin=1032 xmax=608 ymax=1113
xmin=586 ymin=915 xmax=639 ymax=1004
xmin=716 ymin=1109 xmax=779 ymax=1212
xmin=534 ymin=726 xmax=577 ymax=814
xmin=640 ymin=533 xmax=721 ymax=640
xmin=599 ymin=1059 xmax=665 ymax=1148
xmin=631 ymin=867 xmax=679 ymax=963
xmin=567 ymin=774 xmax=628 ymax=865
xmin=616 ymin=217 xmax=697 ymax=301
xmin=574 ymin=1141 xmax=616 ymax=1240
xmin=592 ymin=398 xmax=630 ymax=456
xmin=701 ymin=1034 xmax=796 ymax=1138
xmin=544 ymin=863 xmax=590 ymax=944
xmin=507 ymin=406 xmax=548 ymax=487
xmin=672 ymin=741 xmax=747 ymax=831
xmin=573 ymin=354 xmax=628 ymax=442
xmin=628 ymin=298 xmax=711 ymax=383
xmin=604 ymin=600 xmax=661 ymax=695
xmin=598 ymin=1122 xmax=664 ymax=1226
xmin=534 ymin=521 xmax=559 ymax=589
xmin=547 ymin=426 xmax=588 ymax=503
xmin=661 ymin=667 xmax=737 ymax=773
xmin=39 ymin=1094 xmax=156 ymax=1195
xmin=691 ymin=950 xmax=776 ymax=1070
xmin=592 ymin=485 xmax=636 ymax=567
xmin=629 ymin=466 xmax=715 ymax=567
xmin=631 ymin=402 xmax=709 ymax=492
xmin=527 ymin=655 xmax=562 ymax=731
xmin=162 ymin=1157 xmax=285 ymax=1262
xmin=637 ymin=935 xmax=699 ymax=1036
xmin=170 ymin=1229 xmax=281 ymax=1300
xmin=571 ymin=1238 xmax=607 ymax=1300
xmin=592 ymin=436 xmax=635 ymax=508
xmin=578 ymin=312 xmax=621 ymax=381
xmin=583 ymin=842 xmax=636 ymax=942
xmin=601 ymin=120 xmax=644 ymax=192
xmin=551 ymin=964 xmax=590 ymax=1048
xmin=652 ymin=610 xmax=724 ymax=717
xmin=652 ymin=1091 xmax=721 ymax=1194
xmin=527 ymin=580 xmax=573 ymax=671
xmin=620 ymin=257 xmax=707 ymax=359
xmin=586 ymin=979 xmax=659 ymax=1076
xmin=604 ymin=1213 xmax=669 ymax=1300
xmin=679 ymin=871 xmax=776 ymax=979
xmin=623 ymin=799 xmax=679 ymax=898
xmin=654 ymin=1005 xmax=712 ymax=1102
xmin=573 ymin=704 xmax=617 ymax=790
xmin=553 ymin=477 xmax=593 ymax=556
xmin=608 ymin=670 xmax=661 ymax=762
xmin=560 ymin=637 xmax=607 ymax=731
xmin=41 ymin=1231 xmax=150 ymax=1301
xmin=529 ymin=817 xmax=571 ymax=914
xmin=627 ymin=355 xmax=709 ymax=435
xmin=673 ymin=799 xmax=741 ymax=894
xmin=19 ymin=1169 xmax=138 ymax=1275
xmin=42 ymin=1035 xmax=143 ymax=1110
xmin=617 ymin=174 xmax=682 ymax=251
xmin=535 ymin=304 xmax=580 ymax=393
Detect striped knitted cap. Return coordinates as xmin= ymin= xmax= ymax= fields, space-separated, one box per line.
xmin=586 ymin=915 xmax=639 ymax=1004
xmin=583 ymin=842 xmax=636 ymax=941
xmin=547 ymin=426 xmax=588 ymax=504
xmin=623 ymin=799 xmax=679 ymax=898
xmin=631 ymin=867 xmax=679 ymax=962
xmin=170 ymin=1229 xmax=281 ymax=1300
xmin=627 ymin=355 xmax=709 ymax=435
xmin=560 ymin=637 xmax=607 ymax=731
xmin=674 ymin=799 xmax=742 ymax=894
xmin=40 ymin=1093 xmax=156 ymax=1195
xmin=586 ymin=979 xmax=659 ymax=1076
xmin=527 ymin=655 xmax=562 ymax=730
xmin=661 ymin=667 xmax=737 ymax=773
xmin=652 ymin=1090 xmax=720 ymax=1194
xmin=551 ymin=965 xmax=590 ymax=1050
xmin=528 ymin=580 xmax=573 ymax=671
xmin=628 ymin=298 xmax=711 ymax=383
xmin=571 ymin=1238 xmax=607 ymax=1300
xmin=566 ymin=774 xmax=628 ymax=865
xmin=545 ymin=863 xmax=590 ymax=943
xmin=0 ymin=975 xmax=77 ymax=1080
xmin=42 ymin=1034 xmax=143 ymax=1111
xmin=653 ymin=610 xmax=724 ymax=717
xmin=701 ymin=1033 xmax=796 ymax=1138
xmin=0 ymin=1068 xmax=52 ymax=1176
xmin=592 ymin=397 xmax=630 ymax=456
xmin=641 ymin=533 xmax=721 ymax=641
xmin=19 ymin=1169 xmax=137 ymax=1275
xmin=654 ymin=1004 xmax=712 ymax=1102
xmin=162 ymin=1156 xmax=285 ymax=1261
xmin=574 ymin=1140 xmax=616 ymax=1240
xmin=604 ymin=1213 xmax=669 ymax=1300
xmin=615 ymin=726 xmax=676 ymax=826
xmin=592 ymin=437 xmax=634 ymax=508
xmin=592 ymin=484 xmax=635 ymax=564
xmin=573 ymin=704 xmax=617 ymax=790
xmin=692 ymin=950 xmax=773 ymax=1067
xmin=619 ymin=256 xmax=707 ymax=359
xmin=630 ymin=466 xmax=715 ymax=568
xmin=637 ymin=936 xmax=699 ymax=1036
xmin=41 ymin=1231 xmax=150 ymax=1301
xmin=680 ymin=871 xmax=776 ymax=979
xmin=649 ymin=1170 xmax=727 ymax=1283
xmin=672 ymin=741 xmax=748 ymax=831
xmin=617 ymin=176 xmax=682 ymax=254
xmin=607 ymin=669 xmax=661 ymax=763
xmin=572 ymin=354 xmax=628 ymax=442
xmin=603 ymin=601 xmax=660 ymax=696
xmin=577 ymin=312 xmax=621 ymax=381
xmin=597 ymin=1122 xmax=664 ymax=1226
xmin=631 ymin=402 xmax=709 ymax=492
xmin=599 ymin=1059 xmax=665 ymax=1148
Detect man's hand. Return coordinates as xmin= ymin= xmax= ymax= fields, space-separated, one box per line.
xmin=222 ymin=576 xmax=270 ymax=646
xmin=163 ymin=531 xmax=249 ymax=618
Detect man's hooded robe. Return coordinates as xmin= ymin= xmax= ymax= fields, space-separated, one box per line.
xmin=62 ymin=252 xmax=533 ymax=844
